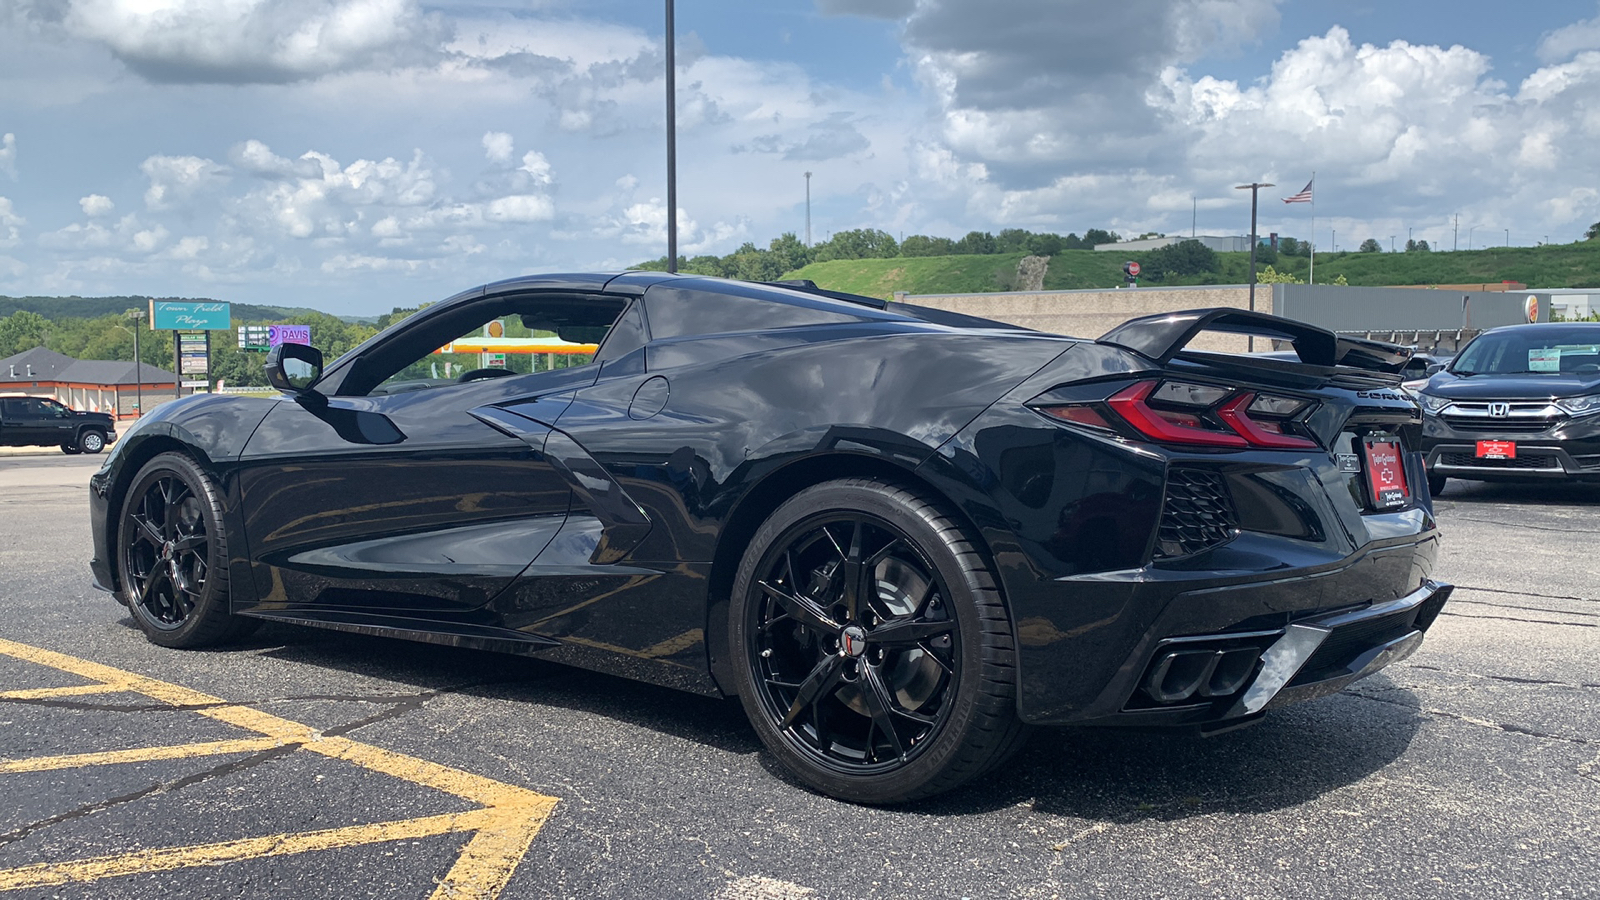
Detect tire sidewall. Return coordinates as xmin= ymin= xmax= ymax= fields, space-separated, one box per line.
xmin=79 ymin=430 xmax=106 ymax=453
xmin=729 ymin=479 xmax=1004 ymax=804
xmin=119 ymin=453 xmax=231 ymax=646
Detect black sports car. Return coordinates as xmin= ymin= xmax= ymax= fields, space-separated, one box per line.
xmin=1417 ymin=322 xmax=1600 ymax=493
xmin=88 ymin=273 xmax=1452 ymax=803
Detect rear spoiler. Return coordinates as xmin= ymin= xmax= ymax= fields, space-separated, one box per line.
xmin=1097 ymin=308 xmax=1412 ymax=373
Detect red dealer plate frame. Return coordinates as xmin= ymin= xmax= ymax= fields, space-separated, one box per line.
xmin=1363 ymin=438 xmax=1410 ymax=510
xmin=1476 ymin=440 xmax=1517 ymax=460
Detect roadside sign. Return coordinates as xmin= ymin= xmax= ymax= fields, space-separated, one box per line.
xmin=151 ymin=301 xmax=231 ymax=331
xmin=269 ymin=325 xmax=311 ymax=346
xmin=487 ymin=353 xmax=507 ymax=368
xmin=1125 ymin=261 xmax=1141 ymax=277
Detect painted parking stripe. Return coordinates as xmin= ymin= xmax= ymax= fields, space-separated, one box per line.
xmin=0 ymin=637 xmax=559 ymax=898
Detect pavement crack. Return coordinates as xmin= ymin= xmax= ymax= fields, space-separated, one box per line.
xmin=0 ymin=742 xmax=302 ymax=849
xmin=1347 ymin=690 xmax=1592 ymax=746
xmin=1407 ymin=664 xmax=1600 ymax=690
xmin=1453 ymin=585 xmax=1598 ymax=605
xmin=1443 ymin=513 xmax=1600 ymax=535
xmin=1439 ymin=610 xmax=1597 ymax=629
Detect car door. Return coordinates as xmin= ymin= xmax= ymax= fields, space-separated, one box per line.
xmin=37 ymin=399 xmax=76 ymax=445
xmin=232 ymin=290 xmax=629 ymax=618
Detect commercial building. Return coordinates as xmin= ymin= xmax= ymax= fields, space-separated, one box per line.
xmin=0 ymin=347 xmax=177 ymax=419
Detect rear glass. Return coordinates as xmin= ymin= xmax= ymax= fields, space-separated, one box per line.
xmin=1450 ymin=330 xmax=1600 ymax=376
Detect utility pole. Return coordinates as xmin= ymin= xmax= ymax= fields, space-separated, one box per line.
xmin=1234 ymin=182 xmax=1274 ymax=322
xmin=664 ymin=0 xmax=677 ymax=273
xmin=1390 ymin=235 xmax=1395 ymax=252
xmin=1469 ymin=225 xmax=1477 ymax=250
xmin=1454 ymin=214 xmax=1458 ymax=251
xmin=1505 ymin=228 xmax=1510 ymax=247
xmin=1192 ymin=195 xmax=1196 ymax=239
xmin=804 ymin=171 xmax=812 ymax=247
xmin=125 ymin=308 xmax=144 ymax=419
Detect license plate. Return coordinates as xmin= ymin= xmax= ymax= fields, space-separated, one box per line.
xmin=1476 ymin=440 xmax=1516 ymax=460
xmin=1363 ymin=439 xmax=1410 ymax=509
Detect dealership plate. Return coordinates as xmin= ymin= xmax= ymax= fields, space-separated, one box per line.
xmin=1363 ymin=438 xmax=1410 ymax=509
xmin=1476 ymin=440 xmax=1516 ymax=460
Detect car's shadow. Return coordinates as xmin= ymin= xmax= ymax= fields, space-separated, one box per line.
xmin=136 ymin=618 xmax=1424 ymax=819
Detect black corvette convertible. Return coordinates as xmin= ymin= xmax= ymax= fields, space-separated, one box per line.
xmin=88 ymin=272 xmax=1452 ymax=803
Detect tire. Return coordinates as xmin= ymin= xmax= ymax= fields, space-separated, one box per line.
xmin=78 ymin=429 xmax=106 ymax=454
xmin=118 ymin=452 xmax=256 ymax=648
xmin=729 ymin=477 xmax=1026 ymax=804
xmin=1427 ymin=473 xmax=1447 ymax=497
xmin=60 ymin=443 xmax=82 ymax=455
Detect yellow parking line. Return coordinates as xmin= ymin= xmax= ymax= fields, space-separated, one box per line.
xmin=0 ymin=682 xmax=130 ymax=700
xmin=0 ymin=737 xmax=286 ymax=774
xmin=0 ymin=810 xmax=498 ymax=891
xmin=0 ymin=637 xmax=560 ymax=897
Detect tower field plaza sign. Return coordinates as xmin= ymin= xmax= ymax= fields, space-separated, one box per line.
xmin=150 ymin=301 xmax=232 ymax=331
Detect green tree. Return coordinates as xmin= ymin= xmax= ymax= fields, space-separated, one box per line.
xmin=0 ymin=310 xmax=49 ymax=356
xmin=1280 ymin=237 xmax=1301 ymax=256
xmin=1060 ymin=232 xmax=1088 ymax=250
xmin=1143 ymin=240 xmax=1219 ymax=281
xmin=1359 ymin=238 xmax=1383 ymax=253
xmin=954 ymin=231 xmax=996 ymax=255
xmin=767 ymin=232 xmax=812 ymax=273
xmin=814 ymin=228 xmax=898 ymax=262
xmin=1586 ymin=221 xmax=1599 ymax=241
xmin=995 ymin=229 xmax=1032 ymax=253
xmin=1082 ymin=228 xmax=1119 ymax=247
xmin=1026 ymin=232 xmax=1063 ymax=256
xmin=900 ymin=234 xmax=956 ymax=257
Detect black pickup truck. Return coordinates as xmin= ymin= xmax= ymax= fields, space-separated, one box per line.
xmin=0 ymin=395 xmax=117 ymax=453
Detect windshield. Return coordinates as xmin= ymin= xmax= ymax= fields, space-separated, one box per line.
xmin=1450 ymin=330 xmax=1600 ymax=377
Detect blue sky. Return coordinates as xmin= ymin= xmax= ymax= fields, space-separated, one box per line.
xmin=2 ymin=0 xmax=1598 ymax=314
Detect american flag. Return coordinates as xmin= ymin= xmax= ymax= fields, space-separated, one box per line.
xmin=1283 ymin=179 xmax=1314 ymax=204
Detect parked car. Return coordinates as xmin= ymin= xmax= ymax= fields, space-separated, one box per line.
xmin=0 ymin=394 xmax=117 ymax=453
xmin=1417 ymin=323 xmax=1600 ymax=494
xmin=88 ymin=273 xmax=1452 ymax=804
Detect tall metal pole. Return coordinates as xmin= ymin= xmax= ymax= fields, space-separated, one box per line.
xmin=1454 ymin=214 xmax=1458 ymax=251
xmin=1235 ymin=182 xmax=1273 ymax=316
xmin=804 ymin=171 xmax=812 ymax=247
xmin=126 ymin=308 xmax=143 ymax=419
xmin=665 ymin=0 xmax=677 ymax=273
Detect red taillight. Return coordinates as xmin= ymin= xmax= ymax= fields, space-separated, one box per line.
xmin=1043 ymin=380 xmax=1320 ymax=450
xmin=1216 ymin=393 xmax=1319 ymax=449
xmin=1107 ymin=382 xmax=1247 ymax=447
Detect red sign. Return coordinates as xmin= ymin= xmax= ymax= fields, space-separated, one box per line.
xmin=1363 ymin=439 xmax=1410 ymax=509
xmin=1126 ymin=261 xmax=1141 ymax=277
xmin=1476 ymin=440 xmax=1516 ymax=460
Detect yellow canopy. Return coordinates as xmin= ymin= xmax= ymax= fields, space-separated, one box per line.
xmin=436 ymin=337 xmax=599 ymax=355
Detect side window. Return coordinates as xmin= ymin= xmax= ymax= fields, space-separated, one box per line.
xmin=0 ymin=399 xmax=17 ymax=418
xmin=42 ymin=399 xmax=68 ymax=416
xmin=24 ymin=399 xmax=50 ymax=416
xmin=340 ymin=293 xmax=631 ymax=397
xmin=643 ymin=284 xmax=865 ymax=340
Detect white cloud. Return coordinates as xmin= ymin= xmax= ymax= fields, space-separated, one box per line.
xmin=142 ymin=154 xmax=227 ymax=210
xmin=0 ymin=197 xmax=23 ymax=247
xmin=0 ymin=133 xmax=14 ymax=178
xmin=59 ymin=0 xmax=450 ymax=84
xmin=79 ymin=194 xmax=114 ymax=216
xmin=40 ymin=212 xmax=169 ymax=255
xmin=1539 ymin=8 xmax=1600 ymax=63
xmin=482 ymin=131 xmax=513 ymax=164
xmin=485 ymin=194 xmax=554 ymax=222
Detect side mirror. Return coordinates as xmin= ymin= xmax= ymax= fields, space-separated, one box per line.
xmin=1425 ymin=363 xmax=1445 ymax=377
xmin=265 ymin=343 xmax=324 ymax=393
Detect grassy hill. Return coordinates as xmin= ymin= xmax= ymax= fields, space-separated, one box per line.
xmin=0 ymin=294 xmax=368 ymax=324
xmin=785 ymin=241 xmax=1600 ymax=299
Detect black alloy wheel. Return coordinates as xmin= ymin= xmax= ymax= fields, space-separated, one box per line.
xmin=119 ymin=453 xmax=256 ymax=647
xmin=731 ymin=478 xmax=1025 ymax=804
xmin=78 ymin=430 xmax=106 ymax=454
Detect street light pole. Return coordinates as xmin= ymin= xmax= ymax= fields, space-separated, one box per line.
xmin=1505 ymin=228 xmax=1510 ymax=247
xmin=1234 ymin=182 xmax=1274 ymax=316
xmin=804 ymin=171 xmax=812 ymax=247
xmin=664 ymin=0 xmax=677 ymax=274
xmin=1469 ymin=226 xmax=1477 ymax=250
xmin=125 ymin=308 xmax=144 ymax=419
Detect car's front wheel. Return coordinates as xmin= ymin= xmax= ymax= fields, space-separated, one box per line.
xmin=77 ymin=429 xmax=106 ymax=454
xmin=729 ymin=478 xmax=1026 ymax=804
xmin=118 ymin=452 xmax=257 ymax=647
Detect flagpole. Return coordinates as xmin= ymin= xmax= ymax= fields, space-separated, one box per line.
xmin=1309 ymin=171 xmax=1316 ymax=285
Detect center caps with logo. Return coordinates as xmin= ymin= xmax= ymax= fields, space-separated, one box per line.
xmin=840 ymin=625 xmax=867 ymax=658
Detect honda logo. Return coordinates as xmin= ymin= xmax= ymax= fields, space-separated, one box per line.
xmin=1488 ymin=402 xmax=1511 ymax=417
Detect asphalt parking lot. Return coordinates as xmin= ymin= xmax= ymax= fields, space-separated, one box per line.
xmin=0 ymin=448 xmax=1596 ymax=899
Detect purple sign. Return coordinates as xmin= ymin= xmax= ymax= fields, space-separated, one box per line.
xmin=268 ymin=325 xmax=311 ymax=347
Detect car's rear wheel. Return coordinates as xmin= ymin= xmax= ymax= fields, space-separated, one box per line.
xmin=119 ymin=452 xmax=257 ymax=647
xmin=730 ymin=478 xmax=1026 ymax=804
xmin=78 ymin=429 xmax=106 ymax=454
xmin=60 ymin=443 xmax=81 ymax=455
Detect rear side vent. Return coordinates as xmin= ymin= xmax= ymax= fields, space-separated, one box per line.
xmin=1156 ymin=467 xmax=1238 ymax=558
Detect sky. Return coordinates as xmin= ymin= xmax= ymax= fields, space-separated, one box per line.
xmin=1 ymin=0 xmax=1598 ymax=315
